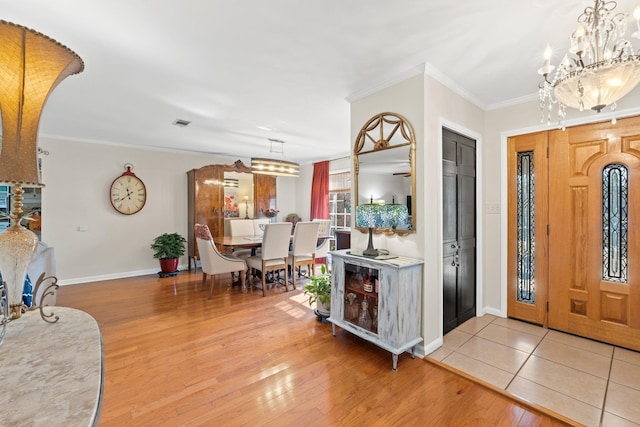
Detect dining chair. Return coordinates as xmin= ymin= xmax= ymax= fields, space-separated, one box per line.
xmin=195 ymin=223 xmax=246 ymax=299
xmin=252 ymin=218 xmax=270 ymax=237
xmin=288 ymin=221 xmax=320 ymax=289
xmin=246 ymin=222 xmax=292 ymax=297
xmin=229 ymin=219 xmax=255 ymax=258
xmin=313 ymin=219 xmax=332 ymax=267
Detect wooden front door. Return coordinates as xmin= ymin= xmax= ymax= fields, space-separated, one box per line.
xmin=507 ymin=132 xmax=549 ymax=326
xmin=548 ymin=117 xmax=640 ymax=351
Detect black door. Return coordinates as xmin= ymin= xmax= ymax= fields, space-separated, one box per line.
xmin=442 ymin=128 xmax=476 ymax=334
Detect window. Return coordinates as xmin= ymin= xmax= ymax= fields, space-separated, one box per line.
xmin=516 ymin=151 xmax=535 ymax=304
xmin=602 ymin=163 xmax=628 ymax=283
xmin=329 ymin=171 xmax=351 ymax=235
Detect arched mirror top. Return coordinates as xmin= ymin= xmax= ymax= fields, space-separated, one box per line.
xmin=354 ymin=112 xmax=416 ymax=236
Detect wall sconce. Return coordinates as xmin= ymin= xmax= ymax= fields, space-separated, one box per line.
xmin=0 ymin=21 xmax=83 ymax=324
xmin=355 ymin=197 xmax=385 ymax=257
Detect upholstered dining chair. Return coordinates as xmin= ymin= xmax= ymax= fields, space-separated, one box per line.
xmin=228 ymin=219 xmax=255 ymax=258
xmin=288 ymin=221 xmax=320 ymax=289
xmin=195 ymin=223 xmax=246 ymax=299
xmin=313 ymin=219 xmax=332 ymax=267
xmin=246 ymin=222 xmax=292 ymax=297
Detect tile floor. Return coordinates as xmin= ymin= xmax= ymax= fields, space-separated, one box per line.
xmin=427 ymin=315 xmax=640 ymax=427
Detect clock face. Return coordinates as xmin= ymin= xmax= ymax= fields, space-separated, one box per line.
xmin=110 ymin=174 xmax=146 ymax=215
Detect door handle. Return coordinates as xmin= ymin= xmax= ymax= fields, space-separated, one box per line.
xmin=451 ymin=254 xmax=460 ymax=267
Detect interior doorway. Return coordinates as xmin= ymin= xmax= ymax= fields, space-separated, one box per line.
xmin=442 ymin=128 xmax=477 ymax=334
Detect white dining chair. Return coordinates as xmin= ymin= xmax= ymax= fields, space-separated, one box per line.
xmin=195 ymin=224 xmax=246 ymax=299
xmin=288 ymin=221 xmax=320 ymax=289
xmin=246 ymin=222 xmax=292 ymax=297
xmin=313 ymin=219 xmax=332 ymax=268
xmin=229 ymin=219 xmax=255 ymax=258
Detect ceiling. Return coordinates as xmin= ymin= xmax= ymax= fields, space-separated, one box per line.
xmin=2 ymin=0 xmax=637 ymax=165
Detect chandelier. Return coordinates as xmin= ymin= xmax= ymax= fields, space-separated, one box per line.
xmin=251 ymin=138 xmax=300 ymax=177
xmin=538 ymin=0 xmax=640 ymax=128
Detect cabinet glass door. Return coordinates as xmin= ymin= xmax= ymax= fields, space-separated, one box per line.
xmin=343 ymin=262 xmax=379 ymax=334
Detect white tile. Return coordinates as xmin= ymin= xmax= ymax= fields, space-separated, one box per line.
xmin=606 ymin=382 xmax=640 ymax=424
xmin=610 ymin=359 xmax=640 ymax=392
xmin=427 ymin=346 xmax=452 ymax=362
xmin=441 ymin=329 xmax=473 ymax=351
xmin=491 ymin=317 xmax=548 ymax=338
xmin=456 ymin=336 xmax=529 ymax=374
xmin=601 ymin=412 xmax=640 ymax=427
xmin=475 ymin=323 xmax=543 ymax=353
xmin=544 ymin=330 xmax=614 ymax=357
xmin=614 ymin=347 xmax=640 ymax=366
xmin=533 ymin=338 xmax=612 ymax=379
xmin=517 ymin=355 xmax=607 ymax=408
xmin=441 ymin=351 xmax=513 ymax=389
xmin=455 ymin=316 xmax=496 ymax=335
xmin=507 ymin=377 xmax=602 ymax=427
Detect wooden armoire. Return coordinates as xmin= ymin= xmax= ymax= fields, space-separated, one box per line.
xmin=187 ymin=160 xmax=276 ymax=269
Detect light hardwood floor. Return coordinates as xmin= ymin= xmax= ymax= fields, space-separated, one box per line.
xmin=57 ymin=270 xmax=571 ymax=426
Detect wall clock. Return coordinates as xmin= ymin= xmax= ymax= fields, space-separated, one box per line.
xmin=110 ymin=163 xmax=147 ymax=215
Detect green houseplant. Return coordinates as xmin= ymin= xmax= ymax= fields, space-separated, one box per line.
xmin=304 ymin=264 xmax=332 ymax=316
xmin=150 ymin=232 xmax=186 ymax=275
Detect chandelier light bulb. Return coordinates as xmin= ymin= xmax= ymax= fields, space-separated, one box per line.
xmin=634 ymin=5 xmax=640 ymax=21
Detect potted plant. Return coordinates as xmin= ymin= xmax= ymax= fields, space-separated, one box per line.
xmin=150 ymin=232 xmax=186 ymax=276
xmin=304 ymin=264 xmax=332 ymax=317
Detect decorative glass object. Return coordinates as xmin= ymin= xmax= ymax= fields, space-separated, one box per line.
xmin=345 ymin=293 xmax=358 ymax=321
xmin=358 ymin=299 xmax=372 ymax=331
xmin=372 ymin=305 xmax=378 ymax=331
xmin=0 ymin=196 xmax=38 ymax=319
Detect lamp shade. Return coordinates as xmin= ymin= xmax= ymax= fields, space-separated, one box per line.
xmin=382 ymin=202 xmax=408 ymax=229
xmin=0 ymin=20 xmax=84 ymax=186
xmin=356 ymin=202 xmax=384 ymax=229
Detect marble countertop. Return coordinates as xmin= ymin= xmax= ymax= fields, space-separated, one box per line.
xmin=0 ymin=307 xmax=103 ymax=427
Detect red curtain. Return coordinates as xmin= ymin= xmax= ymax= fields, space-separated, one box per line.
xmin=310 ymin=161 xmax=329 ymax=220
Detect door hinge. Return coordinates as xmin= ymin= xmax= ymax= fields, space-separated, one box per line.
xmin=546 ymin=301 xmax=549 ymax=312
xmin=547 ymin=224 xmax=549 ymax=235
xmin=546 ymin=145 xmax=549 ymax=158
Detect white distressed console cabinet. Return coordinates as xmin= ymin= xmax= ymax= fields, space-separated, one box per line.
xmin=329 ymin=249 xmax=423 ymax=370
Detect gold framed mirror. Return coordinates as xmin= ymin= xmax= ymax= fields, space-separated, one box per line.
xmin=354 ymin=112 xmax=416 ymax=236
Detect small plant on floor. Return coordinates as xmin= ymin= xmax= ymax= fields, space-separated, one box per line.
xmin=304 ymin=264 xmax=331 ymax=315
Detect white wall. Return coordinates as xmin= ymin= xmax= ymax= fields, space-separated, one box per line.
xmin=38 ymin=137 xmax=290 ymax=285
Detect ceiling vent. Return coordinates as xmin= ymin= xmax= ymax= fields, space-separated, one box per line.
xmin=172 ymin=119 xmax=191 ymax=127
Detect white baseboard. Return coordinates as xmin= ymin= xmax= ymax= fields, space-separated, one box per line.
xmin=57 ymin=264 xmax=190 ymax=286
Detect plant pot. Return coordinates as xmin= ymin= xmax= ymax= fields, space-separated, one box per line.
xmin=159 ymin=258 xmax=179 ymax=274
xmin=316 ymin=299 xmax=330 ymax=317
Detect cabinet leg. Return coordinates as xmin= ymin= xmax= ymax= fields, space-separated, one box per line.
xmin=410 ymin=346 xmax=416 ymax=359
xmin=392 ymin=353 xmax=398 ymax=371
xmin=332 ymin=324 xmax=336 ymax=337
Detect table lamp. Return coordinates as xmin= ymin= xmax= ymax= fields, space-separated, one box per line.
xmin=356 ymin=197 xmax=385 ymax=257
xmin=0 ymin=21 xmax=83 ymax=324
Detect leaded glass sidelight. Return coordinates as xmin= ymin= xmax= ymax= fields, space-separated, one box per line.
xmin=602 ymin=164 xmax=628 ymax=283
xmin=517 ymin=151 xmax=535 ymax=304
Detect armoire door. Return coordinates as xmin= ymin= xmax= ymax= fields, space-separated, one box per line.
xmin=548 ymin=116 xmax=640 ymax=351
xmin=442 ymin=128 xmax=477 ymax=334
xmin=506 ymin=132 xmax=549 ymax=326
